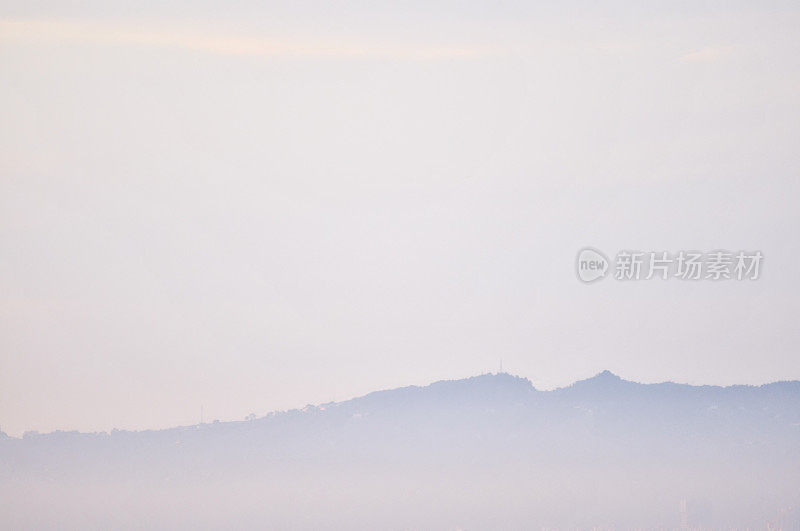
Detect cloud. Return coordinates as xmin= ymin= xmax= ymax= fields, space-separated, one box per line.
xmin=0 ymin=18 xmax=501 ymax=60
xmin=679 ymin=46 xmax=733 ymax=63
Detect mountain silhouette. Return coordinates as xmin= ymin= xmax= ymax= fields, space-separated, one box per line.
xmin=2 ymin=371 xmax=799 ymax=529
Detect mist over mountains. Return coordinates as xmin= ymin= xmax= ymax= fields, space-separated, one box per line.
xmin=3 ymin=371 xmax=799 ymax=529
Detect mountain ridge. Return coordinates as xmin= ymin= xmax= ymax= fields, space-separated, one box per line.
xmin=3 ymin=370 xmax=799 ymax=528
xmin=5 ymin=370 xmax=800 ymax=439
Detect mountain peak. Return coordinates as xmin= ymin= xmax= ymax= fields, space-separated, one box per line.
xmin=561 ymin=370 xmax=629 ymax=394
xmin=595 ymin=370 xmax=621 ymax=380
xmin=428 ymin=372 xmax=536 ymax=393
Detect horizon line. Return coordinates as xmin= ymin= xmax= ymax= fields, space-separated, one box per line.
xmin=6 ymin=370 xmax=798 ymax=439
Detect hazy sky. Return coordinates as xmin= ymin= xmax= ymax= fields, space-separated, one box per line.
xmin=2 ymin=1 xmax=799 ymax=436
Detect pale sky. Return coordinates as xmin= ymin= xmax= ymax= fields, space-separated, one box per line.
xmin=1 ymin=1 xmax=799 ymax=436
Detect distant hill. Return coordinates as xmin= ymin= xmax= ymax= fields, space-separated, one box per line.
xmin=2 ymin=372 xmax=799 ymax=529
